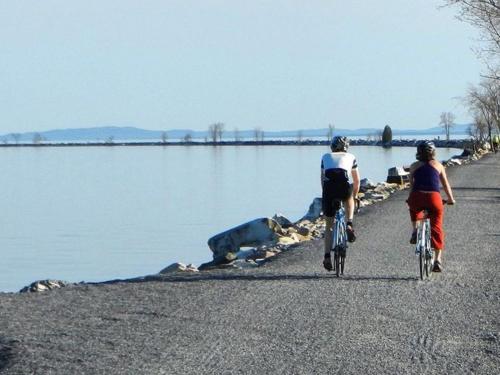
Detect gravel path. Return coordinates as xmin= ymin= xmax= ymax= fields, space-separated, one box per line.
xmin=1 ymin=152 xmax=499 ymax=375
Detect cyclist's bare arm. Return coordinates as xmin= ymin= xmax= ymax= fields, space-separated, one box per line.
xmin=352 ymin=168 xmax=360 ymax=197
xmin=439 ymin=165 xmax=455 ymax=204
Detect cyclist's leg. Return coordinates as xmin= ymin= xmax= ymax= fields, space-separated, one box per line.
xmin=322 ymin=188 xmax=335 ymax=270
xmin=324 ymin=216 xmax=334 ymax=256
xmin=407 ymin=191 xmax=425 ymax=244
xmin=344 ymin=195 xmax=354 ymax=222
xmin=427 ymin=193 xmax=444 ymax=268
xmin=342 ymin=184 xmax=356 ymax=242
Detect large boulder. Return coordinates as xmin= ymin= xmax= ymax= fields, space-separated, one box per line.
xmin=386 ymin=166 xmax=409 ymax=184
xmin=299 ymin=197 xmax=322 ymax=221
xmin=360 ymin=178 xmax=377 ymax=192
xmin=207 ymin=218 xmax=283 ymax=260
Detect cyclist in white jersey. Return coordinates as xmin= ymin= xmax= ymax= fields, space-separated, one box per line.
xmin=321 ymin=136 xmax=360 ymax=271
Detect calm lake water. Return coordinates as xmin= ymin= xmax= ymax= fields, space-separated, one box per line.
xmin=0 ymin=145 xmax=460 ymax=292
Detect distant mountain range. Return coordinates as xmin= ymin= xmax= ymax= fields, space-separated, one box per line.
xmin=0 ymin=124 xmax=471 ymax=143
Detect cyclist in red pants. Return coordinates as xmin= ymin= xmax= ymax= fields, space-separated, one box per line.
xmin=407 ymin=141 xmax=455 ymax=272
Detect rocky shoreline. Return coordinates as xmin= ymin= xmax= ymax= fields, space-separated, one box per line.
xmin=17 ymin=144 xmax=491 ymax=294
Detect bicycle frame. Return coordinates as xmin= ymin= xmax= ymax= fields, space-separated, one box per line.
xmin=332 ymin=206 xmax=347 ymax=250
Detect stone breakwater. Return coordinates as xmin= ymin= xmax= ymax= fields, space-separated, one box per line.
xmin=18 ymin=145 xmax=491 ymax=293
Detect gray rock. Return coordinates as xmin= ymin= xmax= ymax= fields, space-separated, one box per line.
xmin=207 ymin=218 xmax=283 ymax=260
xmin=272 ymin=214 xmax=293 ymax=228
xmin=20 ymin=279 xmax=68 ymax=293
xmin=199 ymin=252 xmax=238 ymax=271
xmin=295 ymin=226 xmax=310 ymax=237
xmin=300 ymin=197 xmax=322 ymax=221
xmin=364 ymin=192 xmax=386 ymax=200
xmin=387 ymin=166 xmax=409 ymax=184
xmin=360 ymin=178 xmax=377 ymax=191
xmin=387 ymin=166 xmax=409 ymax=177
xmin=159 ymin=262 xmax=198 ymax=274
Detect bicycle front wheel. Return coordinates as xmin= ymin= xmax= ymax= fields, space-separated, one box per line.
xmin=340 ymin=250 xmax=345 ymax=275
xmin=419 ymin=247 xmax=424 ymax=280
xmin=334 ymin=250 xmax=340 ymax=277
xmin=424 ymin=220 xmax=432 ymax=277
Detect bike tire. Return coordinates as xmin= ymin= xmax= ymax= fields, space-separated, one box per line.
xmin=334 ymin=250 xmax=340 ymax=277
xmin=419 ymin=245 xmax=424 ymax=280
xmin=424 ymin=221 xmax=432 ymax=278
xmin=340 ymin=253 xmax=345 ymax=275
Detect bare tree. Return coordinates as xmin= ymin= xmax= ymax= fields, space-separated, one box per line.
xmin=253 ymin=127 xmax=264 ymax=142
xmin=105 ymin=136 xmax=114 ymax=144
xmin=216 ymin=123 xmax=224 ymax=142
xmin=208 ymin=123 xmax=224 ymax=143
xmin=11 ymin=133 xmax=21 ymax=144
xmin=208 ymin=124 xmax=217 ymax=143
xmin=445 ymin=1 xmax=500 ymax=79
xmin=469 ymin=111 xmax=489 ymax=141
xmin=297 ymin=130 xmax=303 ymax=142
xmin=183 ymin=132 xmax=192 ymax=143
xmin=161 ymin=131 xmax=168 ymax=144
xmin=466 ymin=78 xmax=500 ymax=149
xmin=439 ymin=112 xmax=455 ymax=142
xmin=32 ymin=133 xmax=43 ymax=145
xmin=327 ymin=123 xmax=335 ymax=140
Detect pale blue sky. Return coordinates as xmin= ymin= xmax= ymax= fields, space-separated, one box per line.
xmin=0 ymin=0 xmax=482 ymax=133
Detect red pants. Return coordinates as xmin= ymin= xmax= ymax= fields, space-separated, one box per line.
xmin=408 ymin=191 xmax=445 ymax=250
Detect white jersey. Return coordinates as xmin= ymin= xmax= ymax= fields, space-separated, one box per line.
xmin=321 ymin=152 xmax=358 ymax=182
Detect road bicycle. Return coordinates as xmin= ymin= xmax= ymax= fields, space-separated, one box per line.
xmin=331 ymin=200 xmax=347 ymax=277
xmin=330 ymin=199 xmax=360 ymax=277
xmin=414 ymin=199 xmax=451 ymax=280
xmin=324 ymin=198 xmax=360 ymax=277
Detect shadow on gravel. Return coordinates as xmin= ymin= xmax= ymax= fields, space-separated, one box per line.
xmin=97 ymin=273 xmax=417 ymax=285
xmin=452 ymin=196 xmax=500 ymax=203
xmin=452 ymin=187 xmax=500 ymax=192
xmin=0 ymin=337 xmax=19 ymax=372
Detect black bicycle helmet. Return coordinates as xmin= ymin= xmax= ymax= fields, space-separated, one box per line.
xmin=330 ymin=136 xmax=349 ymax=152
xmin=416 ymin=140 xmax=436 ymax=161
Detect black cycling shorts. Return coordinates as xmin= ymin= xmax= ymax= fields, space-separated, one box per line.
xmin=322 ymin=180 xmax=353 ymax=217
